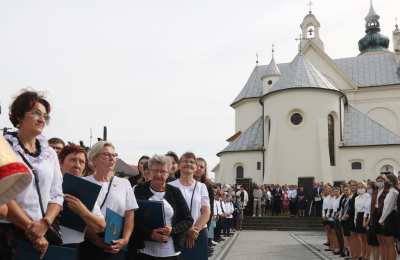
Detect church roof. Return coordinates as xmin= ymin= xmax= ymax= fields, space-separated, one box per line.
xmin=268 ymin=54 xmax=340 ymax=93
xmin=262 ymin=57 xmax=281 ymax=78
xmin=335 ymin=52 xmax=400 ymax=87
xmin=232 ymin=52 xmax=400 ymax=106
xmin=343 ymin=105 xmax=400 ymax=146
xmin=218 ymin=117 xmax=263 ymax=155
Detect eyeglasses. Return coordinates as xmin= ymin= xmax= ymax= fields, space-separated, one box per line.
xmin=29 ymin=109 xmax=50 ymax=122
xmin=180 ymin=159 xmax=196 ymax=164
xmin=100 ymin=152 xmax=118 ymax=159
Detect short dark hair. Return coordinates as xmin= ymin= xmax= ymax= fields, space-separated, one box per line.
xmin=138 ymin=155 xmax=150 ymax=165
xmin=59 ymin=144 xmax=87 ymax=164
xmin=165 ymin=151 xmax=179 ymax=163
xmin=179 ymin=152 xmax=196 ymax=163
xmin=9 ymin=90 xmax=51 ymax=127
xmin=48 ymin=137 xmax=65 ymax=146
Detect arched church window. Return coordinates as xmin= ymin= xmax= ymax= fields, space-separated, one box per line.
xmin=380 ymin=165 xmax=394 ymax=175
xmin=236 ymin=165 xmax=244 ymax=179
xmin=328 ymin=115 xmax=335 ymax=166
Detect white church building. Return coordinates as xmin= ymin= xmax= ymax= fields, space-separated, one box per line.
xmin=214 ymin=3 xmax=400 ymax=185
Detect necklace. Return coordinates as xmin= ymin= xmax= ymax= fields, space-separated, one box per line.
xmin=15 ymin=133 xmax=41 ymax=157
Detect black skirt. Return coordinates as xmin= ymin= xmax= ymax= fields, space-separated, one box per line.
xmin=355 ymin=212 xmax=366 ymax=233
xmin=383 ymin=211 xmax=397 ymax=237
xmin=341 ymin=219 xmax=354 ymax=237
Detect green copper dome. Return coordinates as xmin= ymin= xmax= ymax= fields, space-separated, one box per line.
xmin=358 ymin=1 xmax=389 ymax=53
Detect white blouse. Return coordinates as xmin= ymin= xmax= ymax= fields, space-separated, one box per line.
xmin=322 ymin=195 xmax=333 ymax=218
xmin=140 ymin=188 xmax=179 ymax=258
xmin=354 ymin=193 xmax=371 ymax=223
xmin=379 ymin=187 xmax=399 ymax=224
xmin=84 ymin=175 xmax=138 ymax=216
xmin=169 ymin=180 xmax=210 ymax=226
xmin=213 ymin=199 xmax=222 ymax=217
xmin=4 ymin=134 xmax=63 ymax=221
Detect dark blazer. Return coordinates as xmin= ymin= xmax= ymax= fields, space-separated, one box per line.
xmin=129 ymin=182 xmax=194 ymax=253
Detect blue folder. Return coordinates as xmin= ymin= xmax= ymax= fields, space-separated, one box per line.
xmin=61 ymin=173 xmax=102 ymax=232
xmin=104 ymin=208 xmax=124 ymax=245
xmin=15 ymin=240 xmax=78 ymax=260
xmin=136 ymin=200 xmax=166 ymax=230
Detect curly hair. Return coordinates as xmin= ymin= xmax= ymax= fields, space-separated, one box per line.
xmin=9 ymin=90 xmax=50 ymax=127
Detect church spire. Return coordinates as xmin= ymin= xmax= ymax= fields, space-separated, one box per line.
xmin=358 ymin=0 xmax=389 ymax=54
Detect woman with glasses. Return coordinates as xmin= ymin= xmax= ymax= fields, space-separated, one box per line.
xmin=169 ymin=152 xmax=210 ymax=260
xmin=2 ymin=90 xmax=63 ymax=258
xmin=81 ymin=141 xmax=138 ymax=260
xmin=129 ymin=154 xmax=194 ymax=260
xmin=58 ymin=144 xmax=106 ymax=255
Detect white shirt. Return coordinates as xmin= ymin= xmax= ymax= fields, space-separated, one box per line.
xmin=213 ymin=199 xmax=223 ymax=217
xmin=379 ymin=187 xmax=399 ymax=224
xmin=222 ymin=201 xmax=234 ymax=218
xmin=169 ymin=180 xmax=210 ymax=226
xmin=4 ymin=134 xmax=63 ymax=221
xmin=61 ymin=202 xmax=103 ymax=245
xmin=85 ymin=175 xmax=138 ymax=216
xmin=235 ymin=190 xmax=249 ymax=206
xmin=322 ymin=195 xmax=333 ymax=218
xmin=354 ymin=193 xmax=371 ymax=224
xmin=332 ymin=195 xmax=342 ymax=214
xmin=140 ymin=188 xmax=179 ymax=257
xmin=288 ymin=189 xmax=297 ymax=199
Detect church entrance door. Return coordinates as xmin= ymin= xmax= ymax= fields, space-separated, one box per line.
xmin=298 ymin=177 xmax=314 ymax=215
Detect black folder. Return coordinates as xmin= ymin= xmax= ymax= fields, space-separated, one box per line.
xmin=136 ymin=200 xmax=166 ymax=230
xmin=60 ymin=173 xmax=102 ymax=232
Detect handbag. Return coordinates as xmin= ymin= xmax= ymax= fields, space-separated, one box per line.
xmin=18 ymin=152 xmax=63 ymax=245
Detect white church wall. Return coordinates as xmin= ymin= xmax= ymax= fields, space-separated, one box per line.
xmin=234 ymin=99 xmax=262 ymax=133
xmin=347 ymin=86 xmax=400 ymax=135
xmin=217 ymin=151 xmax=263 ymax=184
xmin=304 ymin=47 xmax=354 ymax=91
xmin=263 ymin=89 xmax=341 ymax=185
xmin=337 ymin=146 xmax=400 ymax=181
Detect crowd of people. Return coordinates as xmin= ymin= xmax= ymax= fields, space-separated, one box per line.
xmin=321 ymin=177 xmax=400 ymax=260
xmin=1 ymin=89 xmax=399 ymax=260
xmin=246 ymin=183 xmax=314 ymax=217
xmin=0 ymin=90 xmax=224 ymax=260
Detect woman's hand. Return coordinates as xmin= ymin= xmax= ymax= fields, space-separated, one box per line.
xmin=161 ymin=225 xmax=172 ymax=236
xmin=64 ymin=194 xmax=90 ymax=217
xmin=33 ymin=236 xmax=49 ymax=259
xmin=104 ymin=238 xmax=127 ymax=254
xmin=150 ymin=228 xmax=169 ymax=242
xmin=0 ymin=204 xmax=8 ymax=219
xmin=185 ymin=227 xmax=199 ymax=248
xmin=26 ymin=219 xmax=48 ymax=240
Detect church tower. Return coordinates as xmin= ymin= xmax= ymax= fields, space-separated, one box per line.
xmin=394 ymin=21 xmax=400 ymax=64
xmin=261 ymin=48 xmax=281 ymax=95
xmin=358 ymin=0 xmax=389 ymax=54
xmin=300 ymin=9 xmax=324 ymax=51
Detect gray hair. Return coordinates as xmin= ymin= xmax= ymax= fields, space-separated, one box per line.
xmin=88 ymin=141 xmax=115 ymax=162
xmin=148 ymin=154 xmax=171 ymax=169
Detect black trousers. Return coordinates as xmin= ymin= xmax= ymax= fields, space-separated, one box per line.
xmin=214 ymin=218 xmax=223 ymax=239
xmin=138 ymin=253 xmax=178 ymax=260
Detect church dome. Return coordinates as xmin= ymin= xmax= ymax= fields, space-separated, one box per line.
xmin=358 ymin=1 xmax=389 ymax=54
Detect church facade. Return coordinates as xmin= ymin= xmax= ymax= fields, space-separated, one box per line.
xmin=214 ymin=3 xmax=400 ymax=185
